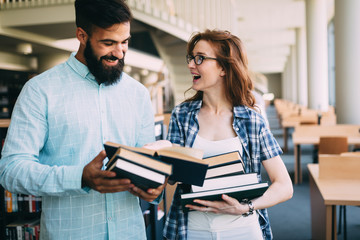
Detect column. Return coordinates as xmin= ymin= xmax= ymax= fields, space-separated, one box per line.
xmin=282 ymin=59 xmax=290 ymax=101
xmin=334 ymin=0 xmax=360 ymax=123
xmin=290 ymin=45 xmax=298 ymax=103
xmin=296 ymin=27 xmax=308 ymax=107
xmin=306 ymin=0 xmax=329 ymax=111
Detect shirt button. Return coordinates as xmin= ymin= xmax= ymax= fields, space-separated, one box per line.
xmin=108 ymin=217 xmax=112 ymax=221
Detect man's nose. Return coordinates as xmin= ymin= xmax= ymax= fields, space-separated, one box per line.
xmin=112 ymin=44 xmax=125 ymax=59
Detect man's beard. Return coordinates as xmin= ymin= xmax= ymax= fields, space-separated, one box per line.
xmin=84 ymin=40 xmax=125 ymax=85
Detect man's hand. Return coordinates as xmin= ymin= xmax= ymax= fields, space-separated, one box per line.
xmin=129 ymin=178 xmax=168 ymax=202
xmin=82 ymin=150 xmax=134 ymax=193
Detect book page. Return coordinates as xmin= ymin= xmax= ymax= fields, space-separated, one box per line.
xmin=158 ymin=146 xmax=204 ymax=160
xmin=192 ymin=173 xmax=258 ymax=192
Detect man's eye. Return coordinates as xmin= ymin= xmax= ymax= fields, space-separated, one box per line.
xmin=103 ymin=42 xmax=113 ymax=46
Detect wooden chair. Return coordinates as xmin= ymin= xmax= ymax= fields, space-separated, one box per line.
xmin=318 ymin=136 xmax=348 ymax=155
xmin=318 ymin=136 xmax=349 ymax=240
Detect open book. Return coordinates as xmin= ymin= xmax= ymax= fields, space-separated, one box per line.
xmin=104 ymin=141 xmax=208 ymax=186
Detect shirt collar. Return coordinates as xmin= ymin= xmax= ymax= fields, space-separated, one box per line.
xmin=66 ymin=52 xmax=97 ymax=83
xmin=233 ymin=105 xmax=251 ymax=119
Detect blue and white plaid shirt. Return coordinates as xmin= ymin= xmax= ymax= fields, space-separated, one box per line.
xmin=163 ymin=100 xmax=282 ymax=240
xmin=0 ymin=53 xmax=156 ymax=240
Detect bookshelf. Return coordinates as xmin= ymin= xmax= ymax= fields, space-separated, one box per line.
xmin=0 ymin=189 xmax=41 ymax=239
xmin=0 ymin=69 xmax=38 ymax=239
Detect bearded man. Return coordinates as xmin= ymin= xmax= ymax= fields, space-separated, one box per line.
xmin=0 ymin=0 xmax=165 ymax=239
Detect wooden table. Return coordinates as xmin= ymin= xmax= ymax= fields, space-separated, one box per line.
xmin=281 ymin=114 xmax=318 ymax=152
xmin=292 ymin=124 xmax=360 ymax=184
xmin=308 ymin=156 xmax=360 ymax=240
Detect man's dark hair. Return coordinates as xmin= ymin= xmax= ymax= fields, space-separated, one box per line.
xmin=75 ymin=0 xmax=132 ymax=35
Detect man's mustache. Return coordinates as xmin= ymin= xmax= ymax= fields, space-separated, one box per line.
xmin=101 ymin=54 xmax=125 ymax=61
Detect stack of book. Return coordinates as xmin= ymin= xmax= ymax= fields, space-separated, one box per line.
xmin=104 ymin=142 xmax=268 ymax=207
xmin=104 ymin=142 xmax=208 ymax=190
xmin=180 ymin=151 xmax=269 ymax=211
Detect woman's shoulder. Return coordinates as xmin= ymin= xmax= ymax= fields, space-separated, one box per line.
xmin=234 ymin=105 xmax=261 ymax=117
xmin=234 ymin=105 xmax=268 ymax=127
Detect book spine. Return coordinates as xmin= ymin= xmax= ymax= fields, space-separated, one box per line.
xmin=5 ymin=190 xmax=12 ymax=213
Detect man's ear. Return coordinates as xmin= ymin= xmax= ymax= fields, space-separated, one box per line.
xmin=76 ymin=27 xmax=88 ymax=45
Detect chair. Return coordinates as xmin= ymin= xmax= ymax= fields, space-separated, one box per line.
xmin=318 ymin=136 xmax=349 ymax=240
xmin=318 ymin=136 xmax=348 ymax=155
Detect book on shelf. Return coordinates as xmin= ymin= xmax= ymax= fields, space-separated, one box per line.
xmin=181 ymin=173 xmax=268 ymax=211
xmin=104 ymin=141 xmax=208 ymax=186
xmin=5 ymin=218 xmax=40 ymax=240
xmin=106 ymin=147 xmax=172 ymax=191
xmin=3 ymin=190 xmax=42 ymax=213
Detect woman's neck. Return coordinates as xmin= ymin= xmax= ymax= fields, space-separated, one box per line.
xmin=202 ymin=93 xmax=232 ymax=114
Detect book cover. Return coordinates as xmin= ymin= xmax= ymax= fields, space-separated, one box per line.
xmin=157 ymin=153 xmax=208 ymax=186
xmin=181 ymin=182 xmax=269 ymax=211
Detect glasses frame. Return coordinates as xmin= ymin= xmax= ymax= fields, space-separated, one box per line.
xmin=186 ymin=54 xmax=218 ymax=65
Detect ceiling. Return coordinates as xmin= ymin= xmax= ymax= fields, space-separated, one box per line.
xmin=0 ymin=0 xmax=335 ymax=74
xmin=233 ymin=0 xmax=334 ymax=73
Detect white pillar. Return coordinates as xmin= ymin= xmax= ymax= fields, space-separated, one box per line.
xmin=282 ymin=60 xmax=290 ymax=101
xmin=290 ymin=45 xmax=297 ymax=103
xmin=296 ymin=27 xmax=308 ymax=107
xmin=306 ymin=0 xmax=329 ymax=111
xmin=334 ymin=0 xmax=360 ymax=124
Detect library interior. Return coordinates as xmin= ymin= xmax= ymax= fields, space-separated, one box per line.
xmin=0 ymin=0 xmax=360 ymax=240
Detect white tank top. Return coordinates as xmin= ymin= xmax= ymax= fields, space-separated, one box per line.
xmin=188 ymin=134 xmax=249 ymax=232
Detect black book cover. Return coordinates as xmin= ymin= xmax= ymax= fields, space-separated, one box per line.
xmin=111 ymin=164 xmax=164 ymax=191
xmin=180 ymin=182 xmax=268 ymax=211
xmin=159 ymin=155 xmax=208 ymax=186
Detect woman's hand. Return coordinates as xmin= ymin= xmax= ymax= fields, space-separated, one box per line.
xmin=185 ymin=194 xmax=250 ymax=215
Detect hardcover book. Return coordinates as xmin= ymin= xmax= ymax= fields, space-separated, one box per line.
xmin=181 ymin=182 xmax=269 ymax=211
xmin=192 ymin=173 xmax=258 ymax=192
xmin=106 ymin=147 xmax=172 ymax=191
xmin=104 ymin=141 xmax=208 ymax=186
xmin=204 ymin=150 xmax=244 ymax=168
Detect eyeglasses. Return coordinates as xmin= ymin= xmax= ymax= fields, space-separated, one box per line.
xmin=186 ymin=55 xmax=218 ymax=65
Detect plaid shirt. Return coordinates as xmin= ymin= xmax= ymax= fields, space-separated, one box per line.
xmin=163 ymin=100 xmax=282 ymax=240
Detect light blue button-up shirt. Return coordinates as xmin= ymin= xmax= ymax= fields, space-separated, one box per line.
xmin=0 ymin=53 xmax=155 ymax=239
